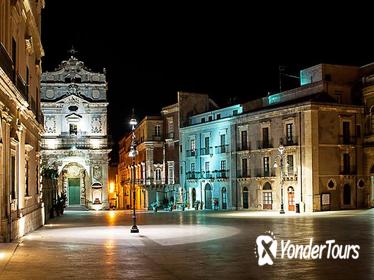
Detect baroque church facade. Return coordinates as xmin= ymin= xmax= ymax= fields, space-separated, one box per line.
xmin=40 ymin=54 xmax=110 ymax=210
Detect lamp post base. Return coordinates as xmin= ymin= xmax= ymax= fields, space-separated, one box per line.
xmin=130 ymin=225 xmax=139 ymax=233
xmin=280 ymin=208 xmax=285 ymax=214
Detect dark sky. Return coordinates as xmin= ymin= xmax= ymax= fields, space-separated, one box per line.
xmin=41 ymin=1 xmax=373 ymax=143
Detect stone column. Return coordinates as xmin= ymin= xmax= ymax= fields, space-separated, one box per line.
xmin=16 ymin=124 xmax=26 ymax=211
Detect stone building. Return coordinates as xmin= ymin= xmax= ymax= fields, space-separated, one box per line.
xmin=180 ymin=104 xmax=243 ymax=210
xmin=40 ymin=54 xmax=110 ymax=211
xmin=118 ymin=92 xmax=216 ymax=209
xmin=0 ymin=0 xmax=45 ymax=241
xmin=180 ymin=63 xmax=373 ymax=212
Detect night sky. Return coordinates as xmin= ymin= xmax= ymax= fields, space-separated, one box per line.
xmin=41 ymin=1 xmax=373 ymax=145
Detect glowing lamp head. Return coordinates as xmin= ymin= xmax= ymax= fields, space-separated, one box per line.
xmin=273 ymin=161 xmax=278 ymax=168
xmin=129 ymin=118 xmax=137 ymax=127
xmin=278 ymin=144 xmax=285 ymax=154
xmin=129 ymin=146 xmax=137 ymax=158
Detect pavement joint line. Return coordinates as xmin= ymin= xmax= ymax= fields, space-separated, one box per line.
xmin=0 ymin=241 xmax=20 ymax=276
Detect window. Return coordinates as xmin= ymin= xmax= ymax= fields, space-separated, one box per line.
xmin=342 ymin=121 xmax=350 ymax=144
xmin=263 ymin=157 xmax=269 ymax=176
xmin=335 ymin=91 xmax=343 ymax=104
xmin=168 ymin=163 xmax=174 ymax=184
xmin=191 ymin=163 xmax=195 ymax=172
xmin=242 ymin=158 xmax=248 ymax=177
xmin=201 ymin=118 xmax=205 ymax=123
xmin=233 ymin=110 xmax=238 ymax=116
xmin=287 ymin=155 xmax=294 ymax=175
xmin=69 ymin=123 xmax=77 ymax=135
xmin=325 ymin=74 xmax=331 ymax=81
xmin=26 ymin=66 xmax=29 ymax=97
xmin=286 ymin=123 xmax=293 ymax=143
xmin=216 ymin=113 xmax=221 ymax=120
xmin=205 ymin=161 xmax=210 ymax=172
xmin=191 ymin=139 xmax=195 ymax=151
xmin=155 ymin=125 xmax=161 ymax=136
xmin=11 ymin=155 xmax=16 ymax=199
xmin=221 ymin=160 xmax=226 ymax=171
xmin=180 ymin=145 xmax=182 ymax=153
xmin=208 ymin=116 xmax=213 ymax=121
xmin=167 ymin=117 xmax=174 ymax=134
xmin=155 ymin=169 xmax=161 ymax=181
xmin=204 ymin=137 xmax=210 ymax=154
xmin=36 ymin=165 xmax=39 ymax=194
xmin=12 ymin=38 xmax=16 ymax=80
xmin=241 ymin=130 xmax=247 ymax=150
xmin=220 ymin=134 xmax=225 ymax=146
xmin=343 ymin=153 xmax=350 ymax=174
xmin=262 ymin=127 xmax=269 ymax=147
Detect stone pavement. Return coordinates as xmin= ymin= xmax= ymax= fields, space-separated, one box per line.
xmin=0 ymin=209 xmax=373 ymax=279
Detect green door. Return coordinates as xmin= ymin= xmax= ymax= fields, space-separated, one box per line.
xmin=68 ymin=178 xmax=80 ymax=205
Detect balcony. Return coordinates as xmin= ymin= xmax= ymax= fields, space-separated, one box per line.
xmin=202 ymin=171 xmax=214 ymax=179
xmin=215 ymin=145 xmax=229 ymax=154
xmin=16 ymin=74 xmax=28 ymax=101
xmin=339 ymin=135 xmax=356 ymax=145
xmin=0 ymin=43 xmax=14 ymax=81
xmin=152 ymin=135 xmax=162 ymax=141
xmin=41 ymin=136 xmax=109 ymax=150
xmin=255 ymin=168 xmax=276 ymax=177
xmin=216 ymin=169 xmax=229 ymax=179
xmin=281 ymin=136 xmax=298 ymax=146
xmin=340 ymin=166 xmax=357 ymax=175
xmin=237 ymin=142 xmax=250 ymax=151
xmin=237 ymin=170 xmax=250 ymax=178
xmin=186 ymin=171 xmax=200 ymax=180
xmin=257 ymin=139 xmax=273 ymax=149
xmin=200 ymin=147 xmax=213 ymax=156
xmin=186 ymin=149 xmax=197 ymax=157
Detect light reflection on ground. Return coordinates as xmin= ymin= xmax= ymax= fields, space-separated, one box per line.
xmin=26 ymin=225 xmax=240 ymax=246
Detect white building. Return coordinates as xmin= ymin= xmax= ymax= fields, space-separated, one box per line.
xmin=40 ymin=54 xmax=110 ymax=210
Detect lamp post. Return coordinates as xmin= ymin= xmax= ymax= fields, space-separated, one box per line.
xmin=274 ymin=144 xmax=285 ymax=214
xmin=129 ymin=111 xmax=139 ymax=233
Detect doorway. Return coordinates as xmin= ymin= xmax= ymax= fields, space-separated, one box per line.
xmin=243 ymin=187 xmax=249 ymax=209
xmin=68 ymin=178 xmax=80 ymax=205
xmin=263 ymin=182 xmax=272 ymax=209
xmin=288 ymin=186 xmax=295 ymax=211
xmin=222 ymin=187 xmax=227 ymax=209
xmin=205 ymin=184 xmax=212 ymax=209
xmin=343 ymin=184 xmax=351 ymax=205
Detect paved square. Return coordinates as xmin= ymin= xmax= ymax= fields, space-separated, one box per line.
xmin=0 ymin=209 xmax=373 ymax=279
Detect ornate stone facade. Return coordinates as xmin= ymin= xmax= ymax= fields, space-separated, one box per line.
xmin=41 ymin=54 xmax=110 ymax=210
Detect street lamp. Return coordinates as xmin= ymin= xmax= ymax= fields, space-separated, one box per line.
xmin=129 ymin=111 xmax=139 ymax=233
xmin=273 ymin=144 xmax=285 ymax=214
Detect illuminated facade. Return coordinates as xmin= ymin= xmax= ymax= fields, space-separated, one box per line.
xmin=180 ymin=104 xmax=243 ymax=210
xmin=0 ymin=0 xmax=45 ymax=241
xmin=40 ymin=54 xmax=110 ymax=210
xmin=181 ymin=64 xmax=373 ymax=212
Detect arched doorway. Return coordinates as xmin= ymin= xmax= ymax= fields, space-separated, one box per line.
xmin=205 ymin=183 xmax=212 ymax=209
xmin=263 ymin=182 xmax=272 ymax=210
xmin=191 ymin=188 xmax=196 ymax=208
xmin=243 ymin=187 xmax=249 ymax=209
xmin=343 ymin=184 xmax=351 ymax=205
xmin=222 ymin=187 xmax=227 ymax=209
xmin=61 ymin=163 xmax=88 ymax=207
xmin=287 ymin=186 xmax=295 ymax=211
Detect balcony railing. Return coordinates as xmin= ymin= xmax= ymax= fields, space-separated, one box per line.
xmin=215 ymin=145 xmax=229 ymax=154
xmin=186 ymin=149 xmax=197 ymax=157
xmin=186 ymin=171 xmax=200 ymax=180
xmin=237 ymin=170 xmax=250 ymax=178
xmin=257 ymin=139 xmax=273 ymax=149
xmin=202 ymin=171 xmax=214 ymax=179
xmin=41 ymin=136 xmax=109 ymax=150
xmin=237 ymin=142 xmax=250 ymax=151
xmin=281 ymin=136 xmax=298 ymax=146
xmin=255 ymin=168 xmax=276 ymax=177
xmin=216 ymin=169 xmax=229 ymax=179
xmin=340 ymin=166 xmax=357 ymax=175
xmin=16 ymin=74 xmax=28 ymax=101
xmin=200 ymin=147 xmax=213 ymax=156
xmin=0 ymin=43 xmax=14 ymax=81
xmin=152 ymin=135 xmax=162 ymax=141
xmin=339 ymin=135 xmax=356 ymax=145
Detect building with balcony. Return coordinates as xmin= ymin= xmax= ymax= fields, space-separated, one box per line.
xmin=40 ymin=53 xmax=110 ymax=210
xmin=180 ymin=63 xmax=373 ymax=212
xmin=0 ymin=0 xmax=45 ymax=241
xmin=180 ymin=104 xmax=243 ymax=210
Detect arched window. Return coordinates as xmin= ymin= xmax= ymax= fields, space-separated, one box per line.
xmin=263 ymin=182 xmax=272 ymax=190
xmin=205 ymin=183 xmax=212 ymax=209
xmin=242 ymin=187 xmax=249 ymax=209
